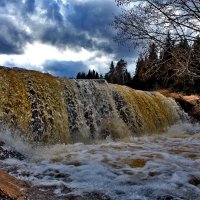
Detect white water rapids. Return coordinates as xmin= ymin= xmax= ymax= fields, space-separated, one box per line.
xmin=0 ymin=122 xmax=200 ymax=200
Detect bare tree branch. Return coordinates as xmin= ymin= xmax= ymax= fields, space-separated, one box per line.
xmin=114 ymin=0 xmax=200 ymax=45
xmin=114 ymin=0 xmax=200 ymax=82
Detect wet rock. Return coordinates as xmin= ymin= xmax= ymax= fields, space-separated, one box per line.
xmin=0 ymin=170 xmax=27 ymax=200
xmin=0 ymin=170 xmax=73 ymax=200
xmin=0 ymin=141 xmax=5 ymax=146
xmin=26 ymin=185 xmax=71 ymax=200
xmin=65 ymin=192 xmax=111 ymax=200
xmin=82 ymin=192 xmax=111 ymax=200
xmin=0 ymin=141 xmax=25 ymax=160
xmin=188 ymin=175 xmax=200 ymax=186
xmin=156 ymin=194 xmax=183 ymax=200
xmin=148 ymin=171 xmax=160 ymax=177
xmin=39 ymin=169 xmax=71 ymax=181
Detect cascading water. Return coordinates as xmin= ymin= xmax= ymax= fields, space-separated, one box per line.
xmin=0 ymin=66 xmax=199 ymax=200
xmin=0 ymin=67 xmax=182 ymax=143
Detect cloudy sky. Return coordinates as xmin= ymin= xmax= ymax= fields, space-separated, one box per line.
xmin=0 ymin=0 xmax=137 ymax=77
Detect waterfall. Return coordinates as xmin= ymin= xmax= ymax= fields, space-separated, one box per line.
xmin=1 ymin=67 xmax=199 ymax=200
xmin=0 ymin=67 xmax=182 ymax=143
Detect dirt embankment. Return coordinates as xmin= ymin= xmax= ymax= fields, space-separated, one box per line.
xmin=158 ymin=89 xmax=200 ymax=122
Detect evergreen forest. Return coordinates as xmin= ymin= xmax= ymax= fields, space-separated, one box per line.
xmin=76 ymin=34 xmax=200 ymax=94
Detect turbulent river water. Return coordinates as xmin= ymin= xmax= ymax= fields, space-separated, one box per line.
xmin=0 ymin=67 xmax=200 ymax=199
xmin=0 ymin=122 xmax=200 ymax=200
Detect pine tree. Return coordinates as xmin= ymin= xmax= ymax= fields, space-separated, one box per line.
xmin=81 ymin=72 xmax=86 ymax=79
xmin=148 ymin=43 xmax=158 ymax=63
xmin=161 ymin=32 xmax=174 ymax=63
xmin=134 ymin=55 xmax=144 ymax=78
xmin=159 ymin=33 xmax=175 ymax=87
xmin=169 ymin=39 xmax=193 ymax=91
xmin=124 ymin=69 xmax=132 ymax=85
xmin=95 ymin=72 xmax=99 ymax=79
xmin=192 ymin=36 xmax=200 ymax=74
xmin=92 ymin=70 xmax=96 ymax=79
xmin=115 ymin=59 xmax=127 ymax=85
xmin=105 ymin=61 xmax=115 ymax=83
xmin=192 ymin=36 xmax=200 ymax=92
xmin=131 ymin=56 xmax=145 ymax=89
xmin=144 ymin=43 xmax=159 ymax=89
xmin=76 ymin=72 xmax=86 ymax=79
xmin=76 ymin=72 xmax=82 ymax=79
xmin=86 ymin=70 xmax=93 ymax=79
xmin=104 ymin=60 xmax=131 ymax=85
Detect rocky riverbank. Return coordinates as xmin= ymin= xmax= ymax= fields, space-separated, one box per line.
xmin=158 ymin=89 xmax=200 ymax=122
xmin=0 ymin=169 xmax=110 ymax=200
xmin=0 ymin=141 xmax=111 ymax=200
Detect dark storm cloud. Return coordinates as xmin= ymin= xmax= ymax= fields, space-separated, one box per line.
xmin=67 ymin=1 xmax=115 ymax=38
xmin=0 ymin=0 xmax=136 ymax=73
xmin=39 ymin=0 xmax=64 ymax=24
xmin=0 ymin=0 xmax=120 ymax=54
xmin=24 ymin=0 xmax=36 ymax=13
xmin=35 ymin=0 xmax=121 ymax=54
xmin=39 ymin=26 xmax=94 ymax=50
xmin=43 ymin=60 xmax=89 ymax=77
xmin=0 ymin=17 xmax=30 ymax=54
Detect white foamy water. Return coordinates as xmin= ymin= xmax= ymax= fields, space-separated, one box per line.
xmin=1 ymin=123 xmax=200 ymax=200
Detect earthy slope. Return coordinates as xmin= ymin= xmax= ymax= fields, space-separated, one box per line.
xmin=158 ymin=89 xmax=200 ymax=121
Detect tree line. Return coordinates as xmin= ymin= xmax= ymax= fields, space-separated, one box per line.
xmin=112 ymin=0 xmax=200 ymax=94
xmin=76 ymin=70 xmax=103 ymax=79
xmin=76 ymin=59 xmax=132 ymax=86
xmin=132 ymin=34 xmax=200 ymax=93
xmin=76 ymin=34 xmax=200 ymax=94
xmin=75 ymin=0 xmax=200 ymax=94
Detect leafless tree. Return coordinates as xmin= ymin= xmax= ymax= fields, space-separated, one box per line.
xmin=114 ymin=0 xmax=200 ymax=80
xmin=114 ymin=0 xmax=200 ymax=45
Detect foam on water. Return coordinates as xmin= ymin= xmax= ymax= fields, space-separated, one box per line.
xmin=0 ymin=125 xmax=35 ymax=158
xmin=0 ymin=123 xmax=200 ymax=199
